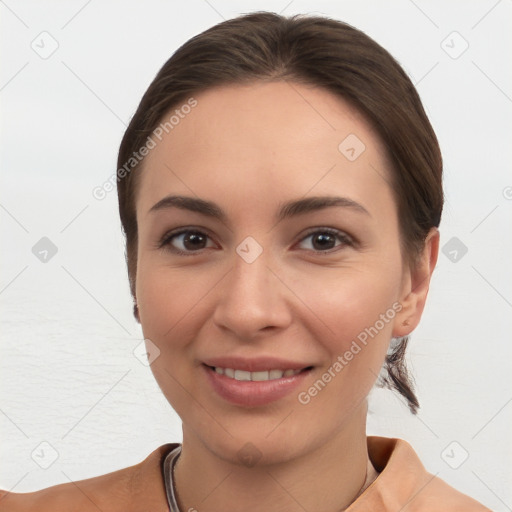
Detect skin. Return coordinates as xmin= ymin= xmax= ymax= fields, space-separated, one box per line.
xmin=133 ymin=81 xmax=439 ymax=511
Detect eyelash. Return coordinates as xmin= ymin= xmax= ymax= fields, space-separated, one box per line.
xmin=157 ymin=227 xmax=354 ymax=256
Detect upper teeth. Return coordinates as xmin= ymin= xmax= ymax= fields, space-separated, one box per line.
xmin=214 ymin=367 xmax=302 ymax=381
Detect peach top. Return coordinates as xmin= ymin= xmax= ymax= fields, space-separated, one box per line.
xmin=0 ymin=437 xmax=491 ymax=511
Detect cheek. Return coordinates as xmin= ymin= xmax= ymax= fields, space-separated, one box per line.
xmin=136 ymin=257 xmax=214 ymax=339
xmin=294 ymin=276 xmax=398 ymax=418
xmin=289 ymin=258 xmax=402 ymax=409
xmin=292 ymin=260 xmax=401 ymax=344
xmin=136 ymin=263 xmax=209 ymax=418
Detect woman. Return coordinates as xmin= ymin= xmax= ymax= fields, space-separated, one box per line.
xmin=0 ymin=11 xmax=491 ymax=511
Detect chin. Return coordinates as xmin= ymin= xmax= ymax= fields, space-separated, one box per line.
xmin=191 ymin=414 xmax=322 ymax=469
xmin=209 ymin=435 xmax=305 ymax=468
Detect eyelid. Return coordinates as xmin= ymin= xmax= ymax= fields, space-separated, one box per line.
xmin=295 ymin=227 xmax=355 ymax=251
xmin=156 ymin=226 xmax=218 ymax=253
xmin=158 ymin=225 xmax=355 ymax=256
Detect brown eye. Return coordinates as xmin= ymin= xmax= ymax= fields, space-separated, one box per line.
xmin=298 ymin=229 xmax=353 ymax=253
xmin=311 ymin=232 xmax=336 ymax=250
xmin=181 ymin=232 xmax=208 ymax=250
xmin=160 ymin=229 xmax=215 ymax=254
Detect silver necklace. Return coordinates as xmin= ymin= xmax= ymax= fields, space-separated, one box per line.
xmin=163 ymin=445 xmax=182 ymax=512
xmin=163 ymin=446 xmax=375 ymax=512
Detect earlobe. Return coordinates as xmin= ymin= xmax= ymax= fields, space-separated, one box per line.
xmin=393 ymin=228 xmax=440 ymax=337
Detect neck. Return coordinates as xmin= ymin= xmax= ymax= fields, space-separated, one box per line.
xmin=173 ymin=404 xmax=373 ymax=512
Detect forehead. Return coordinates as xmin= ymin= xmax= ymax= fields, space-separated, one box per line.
xmin=135 ymin=81 xmax=394 ymax=220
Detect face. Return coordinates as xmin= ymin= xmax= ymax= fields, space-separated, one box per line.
xmin=134 ymin=81 xmax=415 ymax=464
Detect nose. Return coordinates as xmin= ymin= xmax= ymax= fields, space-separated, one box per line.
xmin=212 ymin=247 xmax=292 ymax=340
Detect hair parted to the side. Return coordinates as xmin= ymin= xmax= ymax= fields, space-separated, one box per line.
xmin=116 ymin=12 xmax=443 ymax=414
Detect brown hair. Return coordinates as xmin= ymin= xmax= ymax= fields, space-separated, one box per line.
xmin=117 ymin=12 xmax=443 ymax=414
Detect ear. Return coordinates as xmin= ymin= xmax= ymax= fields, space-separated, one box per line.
xmin=393 ymin=227 xmax=440 ymax=337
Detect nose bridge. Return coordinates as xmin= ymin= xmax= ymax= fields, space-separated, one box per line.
xmin=213 ymin=240 xmax=290 ymax=336
xmin=233 ymin=243 xmax=271 ymax=295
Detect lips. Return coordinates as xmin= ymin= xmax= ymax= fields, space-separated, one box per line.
xmin=201 ymin=357 xmax=313 ymax=407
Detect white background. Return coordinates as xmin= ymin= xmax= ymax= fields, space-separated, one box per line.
xmin=1 ymin=1 xmax=511 ymax=509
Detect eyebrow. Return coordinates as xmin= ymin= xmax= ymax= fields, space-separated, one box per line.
xmin=148 ymin=194 xmax=371 ymax=222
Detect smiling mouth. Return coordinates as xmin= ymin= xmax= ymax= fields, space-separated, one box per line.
xmin=205 ymin=365 xmax=313 ymax=382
